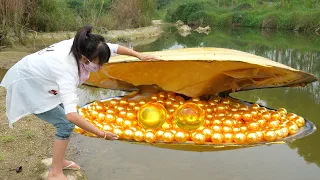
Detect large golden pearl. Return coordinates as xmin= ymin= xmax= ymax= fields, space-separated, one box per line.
xmin=288 ymin=124 xmax=299 ymax=135
xmin=223 ymin=133 xmax=234 ymax=143
xmin=234 ymin=133 xmax=246 ymax=144
xmin=277 ymin=108 xmax=287 ymax=115
xmin=247 ymin=132 xmax=258 ymax=143
xmin=173 ymin=102 xmax=205 ymax=130
xmin=264 ymin=130 xmax=277 ymax=142
xmin=211 ymin=133 xmax=224 ymax=144
xmin=212 ymin=125 xmax=222 ymax=133
xmin=193 ymin=133 xmax=206 ymax=144
xmin=294 ymin=116 xmax=305 ymax=127
xmin=144 ymin=132 xmax=156 ymax=143
xmin=123 ymin=129 xmax=134 ymax=140
xmin=137 ymin=102 xmax=167 ymax=129
xmin=175 ymin=131 xmax=187 ymax=142
xmin=133 ymin=130 xmax=144 ymax=142
xmin=163 ymin=131 xmax=174 ymax=143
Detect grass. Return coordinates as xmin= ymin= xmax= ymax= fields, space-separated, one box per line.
xmin=25 ymin=130 xmax=35 ymax=139
xmin=0 ymin=135 xmax=15 ymax=143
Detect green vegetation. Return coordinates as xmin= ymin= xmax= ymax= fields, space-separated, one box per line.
xmin=0 ymin=135 xmax=15 ymax=143
xmin=0 ymin=0 xmax=157 ymax=46
xmin=162 ymin=0 xmax=320 ymax=31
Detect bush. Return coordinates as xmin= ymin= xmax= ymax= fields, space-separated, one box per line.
xmin=233 ymin=2 xmax=253 ymax=11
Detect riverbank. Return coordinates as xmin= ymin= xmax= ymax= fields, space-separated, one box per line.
xmin=0 ymin=23 xmax=163 ymax=180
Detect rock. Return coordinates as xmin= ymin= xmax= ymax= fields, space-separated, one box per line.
xmin=175 ymin=20 xmax=184 ymax=27
xmin=151 ymin=20 xmax=163 ymax=25
xmin=177 ymin=25 xmax=192 ymax=37
xmin=194 ymin=26 xmax=211 ymax=34
xmin=39 ymin=158 xmax=88 ymax=180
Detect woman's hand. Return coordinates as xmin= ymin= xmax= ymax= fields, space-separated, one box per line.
xmin=138 ymin=54 xmax=163 ymax=61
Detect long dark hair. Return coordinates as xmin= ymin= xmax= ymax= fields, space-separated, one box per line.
xmin=70 ymin=25 xmax=111 ymax=75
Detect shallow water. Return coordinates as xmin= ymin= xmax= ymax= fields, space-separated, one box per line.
xmin=1 ymin=27 xmax=319 ymax=180
xmin=68 ymin=27 xmax=320 ymax=180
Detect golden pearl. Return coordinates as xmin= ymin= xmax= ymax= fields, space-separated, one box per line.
xmin=288 ymin=124 xmax=299 ymax=135
xmin=163 ymin=131 xmax=174 ymax=143
xmin=223 ymin=133 xmax=234 ymax=143
xmin=234 ymin=133 xmax=246 ymax=144
xmin=175 ymin=131 xmax=187 ymax=142
xmin=137 ymin=102 xmax=167 ymax=129
xmin=275 ymin=129 xmax=284 ymax=140
xmin=268 ymin=120 xmax=280 ymax=129
xmin=126 ymin=111 xmax=136 ymax=120
xmin=155 ymin=130 xmax=164 ymax=140
xmin=240 ymin=126 xmax=248 ymax=133
xmin=206 ymin=108 xmax=213 ymax=114
xmin=247 ymin=132 xmax=258 ymax=143
xmin=193 ymin=133 xmax=206 ymax=144
xmin=91 ymin=110 xmax=99 ymax=119
xmin=281 ymin=127 xmax=289 ymax=137
xmin=113 ymin=128 xmax=123 ymax=139
xmin=239 ymin=104 xmax=249 ymax=111
xmin=191 ymin=97 xmax=200 ymax=102
xmin=261 ymin=112 xmax=271 ymax=121
xmin=221 ymin=98 xmax=230 ymax=105
xmin=264 ymin=130 xmax=277 ymax=142
xmin=158 ymin=92 xmax=167 ymax=99
xmin=233 ymin=126 xmax=241 ymax=134
xmin=123 ymin=129 xmax=134 ymax=140
xmin=212 ymin=118 xmax=223 ymax=126
xmin=250 ymin=110 xmax=259 ymax=119
xmin=257 ymin=119 xmax=266 ymax=127
xmin=202 ymin=128 xmax=213 ymax=142
xmin=105 ymin=114 xmax=116 ymax=123
xmin=120 ymin=98 xmax=129 ymax=106
xmin=211 ymin=133 xmax=224 ymax=144
xmin=287 ymin=113 xmax=297 ymax=121
xmin=256 ymin=131 xmax=263 ymax=141
xmin=205 ymin=119 xmax=212 ymax=126
xmin=211 ymin=125 xmax=222 ymax=133
xmin=247 ymin=122 xmax=259 ymax=130
xmin=232 ymin=112 xmax=242 ymax=121
xmin=123 ymin=120 xmax=132 ymax=128
xmin=133 ymin=131 xmax=144 ymax=142
xmin=208 ymin=100 xmax=217 ymax=106
xmin=206 ymin=114 xmax=213 ymax=120
xmin=250 ymin=104 xmax=260 ymax=110
xmin=216 ymin=104 xmax=226 ymax=113
xmin=110 ymin=99 xmax=119 ymax=106
xmin=165 ymin=99 xmax=173 ymax=107
xmin=162 ymin=122 xmax=172 ymax=130
xmin=103 ymin=124 xmax=113 ymax=132
xmin=118 ymin=111 xmax=127 ymax=118
xmin=258 ymin=107 xmax=267 ymax=113
xmin=167 ymin=92 xmax=176 ymax=98
xmin=223 ymin=119 xmax=234 ymax=127
xmin=294 ymin=116 xmax=305 ymax=127
xmin=271 ymin=112 xmax=281 ymax=120
xmin=173 ymin=102 xmax=205 ymax=130
xmin=116 ymin=117 xmax=124 ymax=125
xmin=242 ymin=112 xmax=252 ymax=122
xmin=97 ymin=113 xmax=106 ymax=122
xmin=144 ymin=132 xmax=156 ymax=143
xmin=106 ymin=109 xmax=115 ymax=114
xmin=277 ymin=108 xmax=287 ymax=115
xmin=223 ymin=126 xmax=233 ymax=133
xmin=172 ymin=102 xmax=180 ymax=108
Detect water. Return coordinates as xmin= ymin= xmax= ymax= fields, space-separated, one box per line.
xmin=1 ymin=26 xmax=320 ymax=180
xmin=70 ymin=27 xmax=320 ymax=180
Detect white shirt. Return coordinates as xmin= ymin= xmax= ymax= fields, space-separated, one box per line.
xmin=0 ymin=38 xmax=119 ymax=128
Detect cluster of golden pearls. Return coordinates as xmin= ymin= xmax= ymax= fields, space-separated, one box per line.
xmin=75 ymin=91 xmax=305 ymax=145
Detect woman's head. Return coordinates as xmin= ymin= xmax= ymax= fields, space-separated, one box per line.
xmin=70 ymin=25 xmax=111 ymax=73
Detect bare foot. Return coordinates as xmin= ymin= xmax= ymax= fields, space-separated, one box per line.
xmin=48 ymin=171 xmax=68 ymax=180
xmin=104 ymin=131 xmax=118 ymax=140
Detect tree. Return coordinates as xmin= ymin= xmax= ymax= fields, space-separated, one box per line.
xmin=316 ymin=0 xmax=319 ymax=8
xmin=282 ymin=0 xmax=285 ymax=8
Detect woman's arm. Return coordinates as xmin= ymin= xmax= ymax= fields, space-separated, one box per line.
xmin=116 ymin=45 xmax=162 ymax=61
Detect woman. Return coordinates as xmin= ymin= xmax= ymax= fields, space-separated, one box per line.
xmin=0 ymin=25 xmax=161 ymax=180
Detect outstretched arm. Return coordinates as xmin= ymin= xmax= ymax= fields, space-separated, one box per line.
xmin=117 ymin=45 xmax=162 ymax=61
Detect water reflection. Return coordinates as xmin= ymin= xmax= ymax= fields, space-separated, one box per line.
xmin=135 ymin=27 xmax=320 ymax=167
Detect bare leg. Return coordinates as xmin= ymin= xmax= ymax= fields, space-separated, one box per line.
xmin=48 ymin=138 xmax=69 ymax=180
